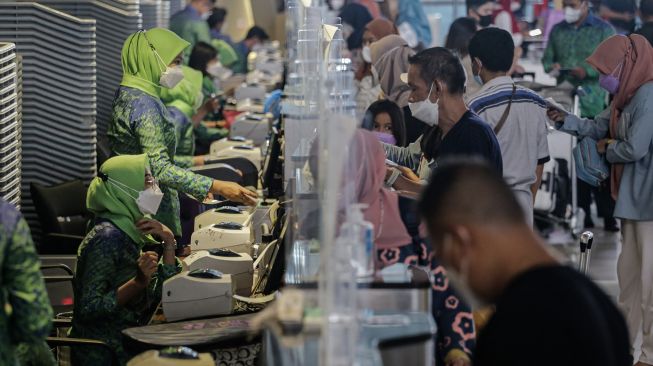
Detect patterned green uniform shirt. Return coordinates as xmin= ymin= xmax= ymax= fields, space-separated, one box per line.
xmin=70 ymin=220 xmax=182 ymax=365
xmin=108 ymin=86 xmax=213 ymax=236
xmin=0 ymin=199 xmax=53 ymax=366
xmin=542 ymin=14 xmax=615 ymax=117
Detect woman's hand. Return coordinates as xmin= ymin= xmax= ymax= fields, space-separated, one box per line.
xmin=135 ymin=251 xmax=159 ymax=287
xmin=135 ymin=219 xmax=175 ymax=245
xmin=202 ymin=98 xmax=220 ymax=114
xmin=397 ymin=165 xmax=420 ymax=182
xmin=597 ymin=138 xmax=612 ymax=154
xmin=547 ymin=108 xmax=568 ymax=123
xmin=446 ymin=358 xmax=471 ymax=366
xmin=212 ymin=181 xmax=258 ymax=206
xmin=192 ymin=155 xmax=206 ymax=167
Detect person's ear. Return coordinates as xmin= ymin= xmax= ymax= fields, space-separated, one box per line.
xmin=450 ymin=225 xmax=473 ymax=258
xmin=432 ymin=80 xmax=444 ymax=102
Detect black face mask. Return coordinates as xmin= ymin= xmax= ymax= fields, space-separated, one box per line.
xmin=478 ymin=14 xmax=493 ymax=28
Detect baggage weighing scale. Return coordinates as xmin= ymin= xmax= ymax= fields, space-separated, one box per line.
xmin=190 ymin=222 xmax=252 ymax=253
xmin=183 ymin=249 xmax=254 ymax=296
xmin=162 ymin=269 xmax=235 ymax=322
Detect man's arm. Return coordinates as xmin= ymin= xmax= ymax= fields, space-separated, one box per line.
xmin=531 ymin=164 xmax=545 ymax=203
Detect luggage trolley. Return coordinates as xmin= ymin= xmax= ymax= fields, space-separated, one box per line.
xmin=532 ymin=84 xmax=584 ymax=239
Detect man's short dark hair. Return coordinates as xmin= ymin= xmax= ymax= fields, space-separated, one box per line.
xmin=408 ymin=47 xmax=467 ymax=95
xmin=642 ymin=0 xmax=653 ymax=18
xmin=466 ymin=0 xmax=495 ymax=11
xmin=207 ymin=7 xmax=227 ymax=28
xmin=418 ymin=159 xmax=525 ymax=233
xmin=468 ymin=28 xmax=515 ymax=73
xmin=245 ymin=26 xmax=270 ymax=41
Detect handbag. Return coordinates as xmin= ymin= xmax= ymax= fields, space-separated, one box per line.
xmin=573 ymin=137 xmax=610 ymax=187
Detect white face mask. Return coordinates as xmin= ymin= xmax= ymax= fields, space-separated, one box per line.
xmin=442 ymin=234 xmax=487 ymax=309
xmin=408 ymin=82 xmax=439 ymax=126
xmin=362 ymin=46 xmax=372 ymax=63
xmin=159 ymin=65 xmax=184 ymax=89
xmin=564 ymin=6 xmax=582 ymax=24
xmin=207 ymin=61 xmax=233 ymax=80
xmin=106 ymin=177 xmax=165 ymax=216
xmin=154 ymin=49 xmax=184 ymax=89
xmin=136 ymin=185 xmax=164 ymax=216
xmin=201 ymin=11 xmax=212 ymax=21
xmin=510 ymin=1 xmax=521 ymax=12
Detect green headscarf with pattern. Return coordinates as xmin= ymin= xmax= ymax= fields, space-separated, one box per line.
xmin=87 ymin=154 xmax=156 ymax=246
xmin=120 ymin=28 xmax=190 ymax=98
xmin=159 ymin=65 xmax=204 ymax=119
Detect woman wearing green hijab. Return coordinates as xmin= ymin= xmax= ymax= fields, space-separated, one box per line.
xmin=70 ymin=154 xmax=180 ymax=365
xmin=159 ymin=65 xmax=223 ymax=159
xmin=108 ymin=28 xmax=257 ymax=240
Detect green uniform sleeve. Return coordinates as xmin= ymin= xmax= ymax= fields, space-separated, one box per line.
xmin=193 ymin=21 xmax=212 ymax=46
xmin=74 ymin=236 xmax=124 ymax=322
xmin=174 ymin=154 xmax=194 ymax=169
xmin=581 ymin=26 xmax=617 ymax=79
xmin=145 ymin=258 xmax=182 ymax=309
xmin=5 ymin=217 xmax=53 ymax=343
xmin=133 ymin=111 xmax=213 ymax=201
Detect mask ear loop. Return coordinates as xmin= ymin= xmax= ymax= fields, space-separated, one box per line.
xmin=103 ymin=176 xmax=141 ymax=200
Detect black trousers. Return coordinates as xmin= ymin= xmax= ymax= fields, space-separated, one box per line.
xmin=577 ymin=178 xmax=616 ymax=221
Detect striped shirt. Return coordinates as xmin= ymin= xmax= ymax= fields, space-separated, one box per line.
xmin=467 ymin=76 xmax=550 ymax=216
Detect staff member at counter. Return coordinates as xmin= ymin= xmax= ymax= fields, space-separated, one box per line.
xmin=108 ymin=28 xmax=257 ymax=242
xmin=70 ymin=155 xmax=181 ymax=365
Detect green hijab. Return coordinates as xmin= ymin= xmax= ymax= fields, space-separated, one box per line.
xmin=121 ymin=28 xmax=190 ymax=98
xmin=87 ymin=154 xmax=155 ymax=246
xmin=211 ymin=39 xmax=239 ymax=67
xmin=159 ymin=65 xmax=204 ymax=119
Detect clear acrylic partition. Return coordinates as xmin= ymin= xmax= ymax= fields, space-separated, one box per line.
xmin=281 ymin=1 xmax=363 ymax=365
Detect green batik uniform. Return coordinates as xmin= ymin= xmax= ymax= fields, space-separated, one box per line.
xmin=196 ymin=75 xmax=228 ymax=146
xmin=169 ymin=6 xmax=212 ymax=61
xmin=160 ymin=65 xmax=204 ymax=157
xmin=70 ymin=155 xmax=182 ymax=365
xmin=108 ymin=28 xmax=213 ymax=236
xmin=542 ymin=14 xmax=615 ymax=117
xmin=0 ymin=199 xmax=54 ymax=366
xmin=211 ymin=39 xmax=239 ymax=68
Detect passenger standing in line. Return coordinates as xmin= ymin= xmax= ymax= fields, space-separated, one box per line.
xmin=467 ymin=28 xmax=550 ymax=226
xmin=206 ymin=7 xmax=232 ymax=44
xmin=634 ymin=0 xmax=653 ymax=47
xmin=418 ymin=160 xmax=632 ymax=366
xmin=542 ymin=0 xmax=617 ymax=230
xmin=386 ymin=47 xmax=503 ymax=194
xmin=548 ymin=34 xmax=653 ymax=366
xmin=444 ymin=17 xmax=481 ymax=97
xmin=362 ymin=99 xmax=407 ymax=147
xmin=108 ymin=29 xmax=256 ymax=243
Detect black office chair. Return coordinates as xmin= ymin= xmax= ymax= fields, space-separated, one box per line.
xmin=31 ymin=180 xmax=91 ymax=254
xmin=203 ymin=157 xmax=259 ymax=187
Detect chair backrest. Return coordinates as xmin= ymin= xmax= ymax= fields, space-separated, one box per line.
xmin=203 ymin=157 xmax=258 ymax=187
xmin=30 ymin=180 xmax=89 ymax=236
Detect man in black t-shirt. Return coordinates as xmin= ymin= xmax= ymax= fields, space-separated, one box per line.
xmin=418 ymin=160 xmax=632 ymax=366
xmin=388 ymin=47 xmax=503 ymax=193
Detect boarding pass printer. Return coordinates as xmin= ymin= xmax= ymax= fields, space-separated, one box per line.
xmin=162 ymin=269 xmax=235 ymax=321
xmin=183 ymin=249 xmax=254 ymax=296
xmin=194 ymin=206 xmax=252 ymax=231
xmin=212 ymin=145 xmax=262 ymax=168
xmin=210 ymin=137 xmax=254 ymax=156
xmin=190 ymin=222 xmax=252 ymax=254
